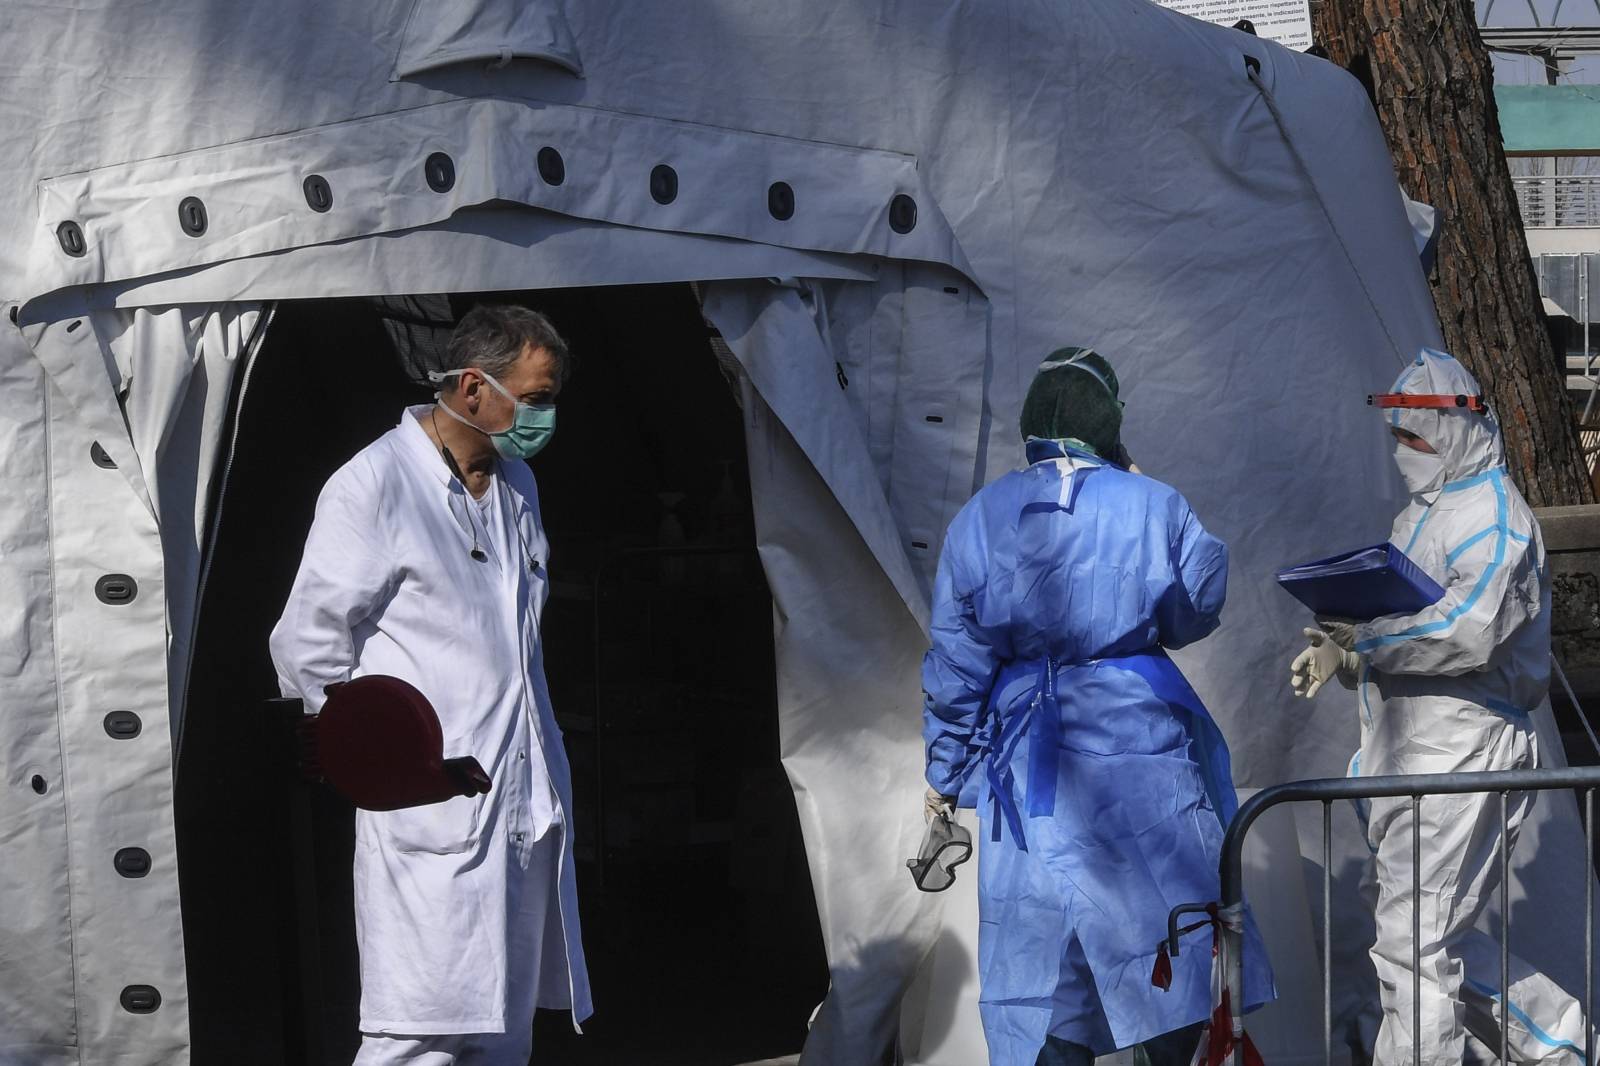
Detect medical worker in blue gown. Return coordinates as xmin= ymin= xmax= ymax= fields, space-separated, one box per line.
xmin=922 ymin=348 xmax=1274 ymax=1066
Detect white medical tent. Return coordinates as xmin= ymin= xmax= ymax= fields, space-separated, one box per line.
xmin=2 ymin=2 xmax=1592 ymax=1064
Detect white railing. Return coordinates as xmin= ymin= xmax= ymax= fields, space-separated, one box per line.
xmin=1515 ymin=175 xmax=1600 ymax=228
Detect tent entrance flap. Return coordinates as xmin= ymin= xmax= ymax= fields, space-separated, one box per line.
xmin=178 ymin=285 xmax=827 ymax=1065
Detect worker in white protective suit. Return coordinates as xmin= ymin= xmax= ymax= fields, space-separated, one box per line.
xmin=270 ymin=303 xmax=591 ymax=1064
xmin=1290 ymin=347 xmax=1587 ymax=1064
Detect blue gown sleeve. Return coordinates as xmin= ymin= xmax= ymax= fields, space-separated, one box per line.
xmin=1156 ymin=496 xmax=1229 ymax=650
xmin=922 ymin=505 xmax=1002 ymax=798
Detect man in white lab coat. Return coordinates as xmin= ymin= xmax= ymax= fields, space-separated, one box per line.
xmin=270 ymin=303 xmax=591 ymax=1064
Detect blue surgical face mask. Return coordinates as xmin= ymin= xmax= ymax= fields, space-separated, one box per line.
xmin=429 ymin=369 xmax=557 ymax=460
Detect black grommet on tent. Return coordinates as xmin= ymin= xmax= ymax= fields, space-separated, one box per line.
xmin=768 ymin=181 xmax=795 ymax=221
xmin=1244 ymin=54 xmax=1261 ymax=76
xmin=95 ymin=574 xmax=137 ymax=605
xmin=538 ymin=147 xmax=566 ymax=186
xmin=30 ymin=775 xmax=47 ymax=795
xmin=889 ymin=194 xmax=918 ymax=234
xmin=1233 ymin=18 xmax=1257 ymax=35
xmin=56 ymin=221 xmax=86 ymax=258
xmin=104 ymin=711 xmax=142 ymax=740
xmin=303 ymin=174 xmax=333 ymax=212
xmin=8 ymin=306 xmax=18 ymax=324
xmin=90 ymin=442 xmax=117 ymax=469
xmin=120 ymin=986 xmax=161 ymax=1014
xmin=178 ymin=197 xmax=207 ymax=238
xmin=114 ymin=847 xmax=152 ymax=878
xmin=425 ymin=153 xmax=455 ymax=193
xmin=650 ymin=164 xmax=678 ymax=205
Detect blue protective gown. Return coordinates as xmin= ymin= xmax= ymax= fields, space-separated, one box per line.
xmin=923 ymin=440 xmax=1274 ymax=1063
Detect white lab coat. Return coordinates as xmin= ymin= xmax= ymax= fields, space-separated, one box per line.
xmin=269 ymin=405 xmax=591 ymax=1035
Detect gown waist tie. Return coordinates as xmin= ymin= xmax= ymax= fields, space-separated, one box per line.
xmin=981 ymin=648 xmax=1238 ymax=851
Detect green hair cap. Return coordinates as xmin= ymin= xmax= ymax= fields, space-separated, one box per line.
xmin=1019 ymin=346 xmax=1123 ymax=457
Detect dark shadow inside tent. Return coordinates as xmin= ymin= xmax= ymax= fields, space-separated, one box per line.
xmin=176 ymin=283 xmax=829 ymax=1066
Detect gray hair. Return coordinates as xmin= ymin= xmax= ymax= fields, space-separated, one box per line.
xmin=440 ymin=303 xmax=572 ymax=390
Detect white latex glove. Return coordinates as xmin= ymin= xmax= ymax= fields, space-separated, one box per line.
xmin=1290 ymin=628 xmax=1361 ymax=698
xmin=1314 ymin=616 xmax=1360 ymax=652
xmin=924 ymin=786 xmax=956 ymax=824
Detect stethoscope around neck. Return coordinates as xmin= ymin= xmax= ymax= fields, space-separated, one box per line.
xmin=432 ymin=408 xmax=539 ymax=572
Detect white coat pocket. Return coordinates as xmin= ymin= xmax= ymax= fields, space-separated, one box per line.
xmin=380 ymin=792 xmax=486 ymax=855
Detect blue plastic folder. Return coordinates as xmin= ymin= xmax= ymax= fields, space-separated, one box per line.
xmin=1275 ymin=542 xmax=1445 ymax=622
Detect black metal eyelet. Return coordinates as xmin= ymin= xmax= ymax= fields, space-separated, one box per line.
xmin=425 ymin=153 xmax=455 ymax=193
xmin=538 ymin=147 xmax=566 ymax=187
xmin=767 ymin=181 xmax=795 ymax=221
xmin=57 ymin=221 xmax=86 ymax=258
xmin=302 ymin=174 xmax=333 ymax=212
xmin=115 ymin=847 xmax=152 ymax=878
xmin=889 ymin=194 xmax=918 ymax=234
xmin=178 ymin=197 xmax=208 ymax=237
xmin=120 ymin=986 xmax=161 ymax=1014
xmin=90 ymin=442 xmax=117 ymax=469
xmin=96 ymin=574 xmax=137 ymax=605
xmin=30 ymin=775 xmax=47 ymax=795
xmin=650 ymin=164 xmax=678 ymax=205
xmin=104 ymin=711 xmax=143 ymax=740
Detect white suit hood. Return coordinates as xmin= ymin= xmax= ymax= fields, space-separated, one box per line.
xmin=1385 ymin=348 xmax=1504 ymax=488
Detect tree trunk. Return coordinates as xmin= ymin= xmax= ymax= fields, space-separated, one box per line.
xmin=1311 ymin=0 xmax=1595 ymax=506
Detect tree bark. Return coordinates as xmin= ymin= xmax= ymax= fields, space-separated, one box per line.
xmin=1311 ymin=0 xmax=1594 ymax=506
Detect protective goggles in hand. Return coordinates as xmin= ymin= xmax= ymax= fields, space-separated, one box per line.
xmin=907 ymin=811 xmax=973 ymax=893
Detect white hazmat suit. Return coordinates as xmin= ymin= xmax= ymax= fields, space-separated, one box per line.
xmin=270 ymin=406 xmax=591 ymax=1062
xmin=1331 ymin=349 xmax=1586 ymax=1064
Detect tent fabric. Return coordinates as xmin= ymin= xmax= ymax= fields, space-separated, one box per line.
xmin=390 ymin=0 xmax=584 ymax=80
xmin=1 ymin=3 xmax=1595 ymax=1065
xmin=0 ymin=325 xmax=191 ymax=1065
xmin=0 ymin=304 xmax=259 ymax=1065
xmin=0 ymin=326 xmax=89 ymax=1064
xmin=113 ymin=305 xmax=266 ymax=733
xmin=734 ymin=368 xmax=940 ymax=1061
xmin=91 ymin=209 xmax=877 ymax=310
xmin=702 ymin=280 xmax=931 ymax=624
xmin=701 ymin=271 xmax=987 ymax=1056
xmin=25 ymin=96 xmax=972 ymax=306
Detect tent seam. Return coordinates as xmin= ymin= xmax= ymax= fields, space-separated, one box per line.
xmin=1246 ymin=66 xmax=1410 ymax=368
xmin=40 ymin=383 xmax=86 ymax=1065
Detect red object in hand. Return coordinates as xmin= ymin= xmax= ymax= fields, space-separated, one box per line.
xmin=314 ymin=675 xmax=492 ymax=811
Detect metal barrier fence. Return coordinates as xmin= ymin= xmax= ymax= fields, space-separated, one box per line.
xmin=1515 ymin=176 xmax=1600 ymax=229
xmin=1169 ymin=766 xmax=1600 ymax=1066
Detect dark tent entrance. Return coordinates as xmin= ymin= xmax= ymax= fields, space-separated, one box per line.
xmin=177 ymin=283 xmax=828 ymax=1065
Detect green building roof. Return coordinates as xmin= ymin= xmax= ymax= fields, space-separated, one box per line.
xmin=1497 ymin=84 xmax=1600 ymax=154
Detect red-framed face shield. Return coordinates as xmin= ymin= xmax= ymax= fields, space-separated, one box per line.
xmin=1367 ymin=392 xmax=1487 ymax=414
